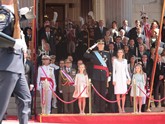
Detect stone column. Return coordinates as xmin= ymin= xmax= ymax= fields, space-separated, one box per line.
xmin=93 ymin=0 xmax=106 ymax=22
xmin=105 ymin=0 xmax=133 ymax=27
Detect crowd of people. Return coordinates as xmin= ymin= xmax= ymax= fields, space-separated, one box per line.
xmin=23 ymin=11 xmax=165 ymax=114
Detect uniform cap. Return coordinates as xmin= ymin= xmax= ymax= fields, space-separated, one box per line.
xmin=97 ymin=39 xmax=104 ymax=44
xmin=42 ymin=55 xmax=50 ymax=60
xmin=141 ymin=14 xmax=148 ymax=19
xmin=50 ymin=55 xmax=56 ymax=59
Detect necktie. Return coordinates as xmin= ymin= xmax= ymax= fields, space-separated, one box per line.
xmin=144 ymin=63 xmax=146 ymax=68
xmin=100 ymin=27 xmax=103 ymax=33
xmin=159 ymin=62 xmax=161 ymax=70
xmin=117 ymin=44 xmax=120 ymax=49
xmin=47 ymin=32 xmax=50 ymax=40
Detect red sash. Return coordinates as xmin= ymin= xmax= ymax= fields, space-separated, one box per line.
xmin=93 ymin=65 xmax=109 ymax=77
xmin=40 ymin=67 xmax=55 ymax=105
xmin=40 ymin=77 xmax=54 ymax=89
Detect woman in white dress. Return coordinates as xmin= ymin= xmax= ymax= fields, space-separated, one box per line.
xmin=113 ymin=49 xmax=131 ymax=113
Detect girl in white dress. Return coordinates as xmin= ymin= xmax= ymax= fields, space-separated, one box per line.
xmin=130 ymin=64 xmax=146 ymax=113
xmin=73 ymin=64 xmax=89 ymax=114
xmin=113 ymin=49 xmax=131 ymax=113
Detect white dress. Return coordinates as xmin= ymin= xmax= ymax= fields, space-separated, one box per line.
xmin=113 ymin=59 xmax=130 ymax=94
xmin=73 ymin=74 xmax=89 ymax=98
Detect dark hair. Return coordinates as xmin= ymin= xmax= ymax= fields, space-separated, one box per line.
xmin=117 ymin=49 xmax=125 ymax=58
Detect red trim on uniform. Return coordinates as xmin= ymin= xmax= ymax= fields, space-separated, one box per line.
xmin=93 ymin=65 xmax=109 ymax=77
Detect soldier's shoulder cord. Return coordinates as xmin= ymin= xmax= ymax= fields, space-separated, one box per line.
xmin=59 ymin=70 xmax=68 ymax=81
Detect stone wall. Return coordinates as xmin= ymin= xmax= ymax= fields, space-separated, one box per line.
xmin=105 ymin=0 xmax=163 ymax=27
xmin=132 ymin=0 xmax=163 ymax=26
xmin=46 ymin=0 xmax=80 ymax=23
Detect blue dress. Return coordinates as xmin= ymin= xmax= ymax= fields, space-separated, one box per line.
xmin=130 ymin=73 xmax=146 ymax=97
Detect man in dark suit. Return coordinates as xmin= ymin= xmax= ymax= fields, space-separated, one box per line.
xmin=114 ymin=36 xmax=124 ymax=51
xmin=94 ymin=20 xmax=107 ymax=42
xmin=128 ymin=20 xmax=141 ymax=45
xmin=41 ymin=26 xmax=56 ymax=55
xmin=108 ymin=42 xmax=116 ymax=59
xmin=162 ymin=16 xmax=165 ymax=43
xmin=141 ymin=54 xmax=153 ymax=112
xmin=84 ymin=39 xmax=111 ymax=113
xmin=153 ymin=55 xmax=165 ymax=107
xmin=0 ymin=1 xmax=31 ymax=123
xmin=55 ymin=60 xmax=65 ymax=113
xmin=24 ymin=27 xmax=32 ymax=48
xmin=128 ymin=39 xmax=137 ymax=56
xmin=24 ymin=52 xmax=34 ymax=115
xmin=118 ymin=20 xmax=131 ymax=37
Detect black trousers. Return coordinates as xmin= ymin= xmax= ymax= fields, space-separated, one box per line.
xmin=154 ymin=80 xmax=164 ymax=106
xmin=92 ymin=80 xmax=106 ymax=113
xmin=0 ymin=71 xmax=31 ymax=124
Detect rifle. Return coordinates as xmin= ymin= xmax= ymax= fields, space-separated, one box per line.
xmin=13 ymin=0 xmax=21 ymax=39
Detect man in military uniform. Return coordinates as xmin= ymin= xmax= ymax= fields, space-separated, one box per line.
xmin=37 ymin=55 xmax=56 ymax=114
xmin=0 ymin=0 xmax=31 ymax=124
xmin=58 ymin=59 xmax=76 ymax=113
xmin=84 ymin=39 xmax=111 ymax=113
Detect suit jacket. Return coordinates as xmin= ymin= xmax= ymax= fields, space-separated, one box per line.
xmin=24 ymin=60 xmax=34 ymax=85
xmin=42 ymin=31 xmax=56 ymax=55
xmin=58 ymin=67 xmax=76 ymax=93
xmin=118 ymin=26 xmax=131 ymax=37
xmin=25 ymin=35 xmax=32 ymax=47
xmin=84 ymin=50 xmax=111 ymax=81
xmin=142 ymin=61 xmax=153 ymax=78
xmin=114 ymin=42 xmax=124 ymax=51
xmin=109 ymin=50 xmax=116 ymax=60
xmin=129 ymin=46 xmax=136 ymax=56
xmin=154 ymin=62 xmax=165 ymax=82
xmin=128 ymin=27 xmax=138 ymax=45
xmin=161 ymin=24 xmax=165 ymax=43
xmin=94 ymin=27 xmax=107 ymax=41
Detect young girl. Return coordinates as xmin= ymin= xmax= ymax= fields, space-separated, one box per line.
xmin=130 ymin=64 xmax=146 ymax=113
xmin=73 ymin=64 xmax=89 ymax=114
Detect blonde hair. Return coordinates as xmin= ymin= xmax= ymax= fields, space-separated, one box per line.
xmin=78 ymin=64 xmax=87 ymax=75
xmin=134 ymin=63 xmax=144 ymax=74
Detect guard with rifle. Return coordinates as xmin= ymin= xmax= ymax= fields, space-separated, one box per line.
xmin=0 ymin=0 xmax=34 ymax=123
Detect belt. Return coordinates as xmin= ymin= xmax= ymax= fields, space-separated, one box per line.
xmin=93 ymin=65 xmax=109 ymax=77
xmin=40 ymin=77 xmax=54 ymax=89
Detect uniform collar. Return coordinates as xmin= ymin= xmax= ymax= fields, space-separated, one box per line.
xmin=2 ymin=5 xmax=14 ymax=13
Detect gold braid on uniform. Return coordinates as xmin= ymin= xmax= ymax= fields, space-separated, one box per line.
xmin=60 ymin=71 xmax=69 ymax=81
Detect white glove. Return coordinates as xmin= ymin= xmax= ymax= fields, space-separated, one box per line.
xmin=107 ymin=76 xmax=111 ymax=82
xmin=13 ymin=39 xmax=24 ymax=49
xmin=37 ymin=84 xmax=41 ymax=91
xmin=89 ymin=43 xmax=98 ymax=50
xmin=13 ymin=31 xmax=27 ymax=52
xmin=59 ymin=90 xmax=63 ymax=93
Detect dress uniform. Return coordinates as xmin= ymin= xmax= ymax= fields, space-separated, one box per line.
xmin=37 ymin=55 xmax=56 ymax=114
xmin=0 ymin=2 xmax=31 ymax=124
xmin=84 ymin=39 xmax=111 ymax=113
xmin=58 ymin=59 xmax=76 ymax=113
